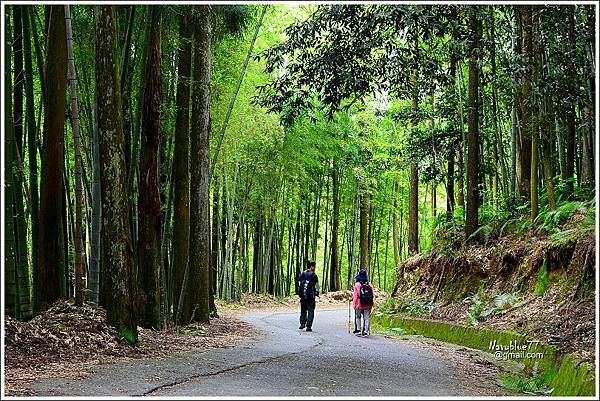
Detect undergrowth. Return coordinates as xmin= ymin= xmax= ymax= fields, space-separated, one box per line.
xmin=499 ymin=364 xmax=554 ymax=395
xmin=463 ymin=288 xmax=523 ymax=326
xmin=433 ymin=197 xmax=595 ymax=250
xmin=377 ymin=295 xmax=434 ymax=316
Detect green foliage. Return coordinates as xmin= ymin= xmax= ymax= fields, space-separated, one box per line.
xmin=376 ymin=327 xmax=407 ymax=336
xmin=118 ymin=328 xmax=137 ymax=345
xmin=465 ymin=294 xmax=486 ymax=326
xmin=535 ymin=256 xmax=549 ymax=297
xmin=499 ymin=367 xmax=554 ymax=395
xmin=464 ymin=288 xmax=521 ymax=325
xmin=534 ymin=201 xmax=585 ymax=234
xmin=581 ymin=204 xmax=595 ymax=229
xmin=480 ymin=292 xmax=521 ymax=318
xmin=468 ymin=223 xmax=494 ymax=244
xmin=378 ymin=296 xmax=434 ymax=316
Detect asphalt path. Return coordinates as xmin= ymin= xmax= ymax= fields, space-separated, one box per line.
xmin=29 ymin=306 xmax=506 ymax=397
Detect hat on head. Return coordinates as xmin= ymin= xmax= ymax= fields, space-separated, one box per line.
xmin=355 ymin=268 xmax=368 ymax=283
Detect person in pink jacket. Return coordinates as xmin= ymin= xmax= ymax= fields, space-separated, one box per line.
xmin=353 ymin=268 xmax=374 ymax=337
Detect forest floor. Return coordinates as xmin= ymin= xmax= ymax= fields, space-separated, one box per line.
xmin=3 ymin=300 xmax=258 ymax=396
xmin=9 ymin=307 xmax=512 ymax=397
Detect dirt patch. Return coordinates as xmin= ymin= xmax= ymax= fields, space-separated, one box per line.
xmin=4 ymin=300 xmax=258 ymax=396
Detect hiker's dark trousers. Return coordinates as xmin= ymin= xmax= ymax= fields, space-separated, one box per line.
xmin=300 ymin=298 xmax=315 ymax=328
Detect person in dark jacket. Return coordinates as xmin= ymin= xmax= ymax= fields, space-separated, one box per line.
xmin=296 ymin=260 xmax=319 ymax=331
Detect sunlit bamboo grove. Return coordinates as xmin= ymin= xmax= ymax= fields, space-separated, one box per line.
xmin=4 ymin=4 xmax=595 ymax=343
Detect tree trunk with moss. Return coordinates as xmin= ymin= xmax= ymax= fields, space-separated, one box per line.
xmin=95 ymin=5 xmax=138 ymax=343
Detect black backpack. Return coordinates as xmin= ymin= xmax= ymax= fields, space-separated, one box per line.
xmin=359 ymin=282 xmax=374 ymax=305
xmin=299 ymin=271 xmax=315 ymax=300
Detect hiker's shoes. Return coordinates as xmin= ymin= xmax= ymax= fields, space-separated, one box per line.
xmin=352 ymin=329 xmax=361 ymax=334
xmin=299 ymin=324 xmax=306 ymax=330
xmin=362 ymin=331 xmax=370 ymax=337
xmin=306 ymin=327 xmax=312 ymax=332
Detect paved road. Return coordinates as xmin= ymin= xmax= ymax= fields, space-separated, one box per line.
xmin=29 ymin=307 xmax=505 ymax=397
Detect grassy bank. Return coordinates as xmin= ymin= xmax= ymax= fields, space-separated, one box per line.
xmin=372 ymin=314 xmax=595 ymax=396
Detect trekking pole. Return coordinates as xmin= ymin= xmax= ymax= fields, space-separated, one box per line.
xmin=347 ymin=295 xmax=351 ymax=334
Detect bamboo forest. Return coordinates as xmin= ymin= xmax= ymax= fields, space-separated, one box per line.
xmin=2 ymin=1 xmax=598 ymax=398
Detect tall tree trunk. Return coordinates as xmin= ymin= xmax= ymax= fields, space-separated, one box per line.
xmin=510 ymin=8 xmax=521 ymax=199
xmin=564 ymin=8 xmax=576 ymax=196
xmin=23 ymin=4 xmax=39 ymax=311
xmin=530 ymin=11 xmax=540 ymax=220
xmin=120 ymin=5 xmax=136 ymax=175
xmin=541 ymin=109 xmax=557 ymax=210
xmin=329 ymin=162 xmax=341 ymax=291
xmin=538 ymin=18 xmax=557 ymax=210
xmin=137 ymin=6 xmax=162 ymax=329
xmin=518 ymin=5 xmax=532 ymax=200
xmin=489 ymin=11 xmax=508 ymax=201
xmin=95 ymin=5 xmax=138 ymax=343
xmin=172 ymin=12 xmax=191 ymax=322
xmin=5 ymin=14 xmax=18 ymax=317
xmin=465 ymin=6 xmax=481 ymax=239
xmin=30 ymin=7 xmax=46 ymax=106
xmin=65 ymin=5 xmax=85 ymax=306
xmin=408 ymin=29 xmax=419 ymax=254
xmin=13 ymin=6 xmax=24 ymax=157
xmin=11 ymin=6 xmax=32 ymax=319
xmin=514 ymin=8 xmax=524 ymax=200
xmin=185 ymin=5 xmax=211 ymax=323
xmin=456 ymin=61 xmax=466 ymax=211
xmin=359 ymin=191 xmax=369 ymax=271
xmin=408 ymin=164 xmax=418 ymax=254
xmin=38 ymin=5 xmax=67 ymax=311
xmin=392 ymin=180 xmax=401 ymax=281
xmin=430 ymin=92 xmax=437 ymax=218
xmin=89 ymin=67 xmax=102 ymax=304
xmin=209 ymin=5 xmax=267 ymax=181
xmin=322 ymin=175 xmax=330 ymax=292
xmin=581 ymin=105 xmax=593 ymax=189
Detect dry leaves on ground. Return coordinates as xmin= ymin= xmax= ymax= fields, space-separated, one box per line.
xmin=4 ymin=300 xmax=258 ymax=396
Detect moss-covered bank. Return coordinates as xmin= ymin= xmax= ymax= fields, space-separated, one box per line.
xmin=372 ymin=314 xmax=595 ymax=396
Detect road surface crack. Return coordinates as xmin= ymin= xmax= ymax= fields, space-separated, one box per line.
xmin=143 ymin=339 xmax=323 ymax=396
